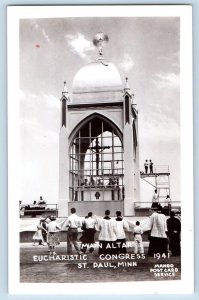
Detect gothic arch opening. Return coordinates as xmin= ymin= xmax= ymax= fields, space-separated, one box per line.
xmin=69 ymin=114 xmax=124 ymax=202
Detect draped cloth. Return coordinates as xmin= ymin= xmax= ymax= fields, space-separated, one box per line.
xmin=20 ymin=218 xmax=69 ymax=232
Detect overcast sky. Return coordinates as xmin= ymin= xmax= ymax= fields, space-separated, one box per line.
xmin=19 ymin=17 xmax=180 ymax=205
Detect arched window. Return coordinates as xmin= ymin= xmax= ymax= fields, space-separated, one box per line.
xmin=69 ymin=115 xmax=124 ymax=201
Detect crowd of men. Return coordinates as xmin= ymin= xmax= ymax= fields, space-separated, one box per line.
xmin=32 ymin=206 xmax=181 ymax=257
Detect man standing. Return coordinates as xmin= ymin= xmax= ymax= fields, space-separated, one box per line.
xmin=162 ymin=195 xmax=171 ymax=215
xmin=80 ymin=212 xmax=97 ymax=253
xmin=149 ymin=160 xmax=154 ymax=174
xmin=97 ymin=210 xmax=117 ymax=255
xmin=133 ymin=221 xmax=144 ymax=254
xmin=115 ymin=211 xmax=129 ymax=254
xmin=67 ymin=208 xmax=82 ymax=254
xmin=144 ymin=160 xmax=148 ymax=174
xmin=151 ymin=189 xmax=159 ymax=209
xmin=148 ymin=205 xmax=168 ymax=256
xmin=167 ymin=211 xmax=181 ymax=256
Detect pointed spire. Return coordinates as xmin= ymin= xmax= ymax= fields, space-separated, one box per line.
xmin=61 ymin=81 xmax=70 ymax=101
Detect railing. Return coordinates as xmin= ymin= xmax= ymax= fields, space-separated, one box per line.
xmin=134 ymin=201 xmax=181 ymax=217
xmin=154 ymin=165 xmax=170 ymax=174
xmin=134 ymin=201 xmax=181 ymax=216
xmin=140 ymin=165 xmax=170 ymax=175
xmin=134 ymin=201 xmax=181 ymax=209
xmin=19 ymin=204 xmax=58 ymax=218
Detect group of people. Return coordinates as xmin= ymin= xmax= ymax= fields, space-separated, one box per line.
xmin=148 ymin=205 xmax=181 ymax=256
xmin=151 ymin=189 xmax=171 ymax=215
xmin=80 ymin=176 xmax=119 ymax=188
xmin=32 ymin=216 xmax=61 ymax=255
xmin=20 ymin=196 xmax=47 ymax=218
xmin=144 ymin=160 xmax=154 ymax=174
xmin=32 ymin=207 xmax=181 ymax=257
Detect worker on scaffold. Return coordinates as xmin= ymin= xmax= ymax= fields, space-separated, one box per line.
xmin=144 ymin=160 xmax=149 ymax=173
xmin=151 ymin=189 xmax=159 ymax=209
xmin=149 ymin=160 xmax=154 ymax=174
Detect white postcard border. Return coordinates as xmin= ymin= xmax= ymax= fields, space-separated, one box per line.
xmin=7 ymin=5 xmax=193 ymax=294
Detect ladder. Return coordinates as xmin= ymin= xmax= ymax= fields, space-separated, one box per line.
xmin=140 ymin=165 xmax=170 ymax=199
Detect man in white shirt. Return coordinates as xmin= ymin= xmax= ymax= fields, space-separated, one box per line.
xmin=80 ymin=212 xmax=97 ymax=253
xmin=115 ymin=210 xmax=129 ymax=254
xmin=67 ymin=208 xmax=82 ymax=254
xmin=151 ymin=189 xmax=159 ymax=209
xmin=148 ymin=206 xmax=168 ymax=256
xmin=133 ymin=221 xmax=144 ymax=254
xmin=97 ymin=210 xmax=118 ymax=255
xmin=162 ymin=194 xmax=171 ymax=215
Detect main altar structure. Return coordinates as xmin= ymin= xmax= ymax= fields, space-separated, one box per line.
xmin=58 ymin=33 xmax=140 ymax=217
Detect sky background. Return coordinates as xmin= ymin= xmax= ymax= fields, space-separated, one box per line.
xmin=19 ymin=17 xmax=180 ymax=205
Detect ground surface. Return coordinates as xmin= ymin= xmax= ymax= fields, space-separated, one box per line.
xmin=20 ymin=242 xmax=181 ymax=283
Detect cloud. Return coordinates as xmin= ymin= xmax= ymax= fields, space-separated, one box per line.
xmin=19 ymin=90 xmax=60 ymax=204
xmin=139 ymin=110 xmax=180 ymax=143
xmin=41 ymin=29 xmax=50 ymax=43
xmin=119 ymin=53 xmax=135 ymax=73
xmin=65 ymin=33 xmax=95 ymax=61
xmin=158 ymin=52 xmax=180 ymax=70
xmin=152 ymin=72 xmax=180 ymax=89
xmin=33 ymin=23 xmax=39 ymax=30
xmin=158 ymin=52 xmax=179 ymax=61
xmin=171 ymin=62 xmax=179 ymax=68
xmin=19 ymin=90 xmax=60 ymax=143
xmin=139 ymin=109 xmax=180 ymax=203
xmin=33 ymin=23 xmax=51 ymax=43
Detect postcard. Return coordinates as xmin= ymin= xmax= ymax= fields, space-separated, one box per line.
xmin=7 ymin=5 xmax=193 ymax=294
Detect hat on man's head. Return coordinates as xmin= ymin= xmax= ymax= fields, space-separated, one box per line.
xmin=151 ymin=207 xmax=158 ymax=211
xmin=170 ymin=211 xmax=175 ymax=217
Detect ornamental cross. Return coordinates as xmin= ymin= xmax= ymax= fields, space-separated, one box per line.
xmin=95 ymin=192 xmax=101 ymax=200
xmin=89 ymin=138 xmax=110 ymax=175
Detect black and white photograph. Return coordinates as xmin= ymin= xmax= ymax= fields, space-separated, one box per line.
xmin=7 ymin=5 xmax=193 ymax=294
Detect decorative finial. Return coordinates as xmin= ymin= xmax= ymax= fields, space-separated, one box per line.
xmin=124 ymin=77 xmax=131 ymax=91
xmin=63 ymin=81 xmax=67 ymax=92
xmin=93 ymin=32 xmax=109 ymax=60
xmin=62 ymin=81 xmax=69 ymax=101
